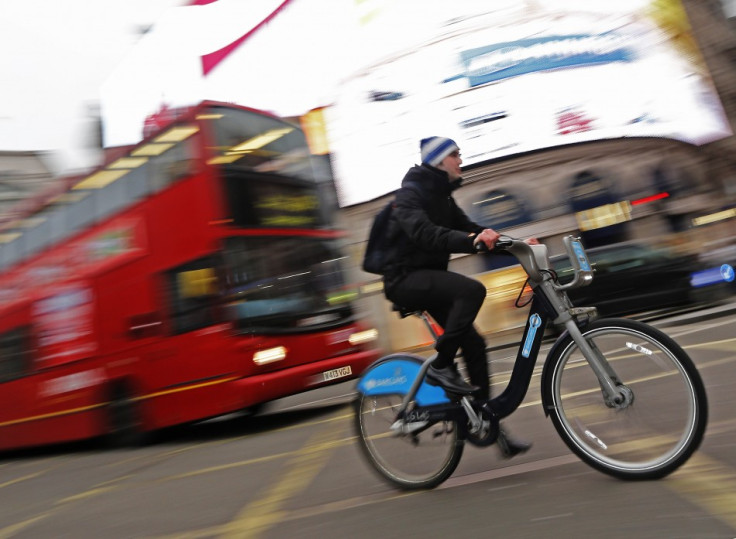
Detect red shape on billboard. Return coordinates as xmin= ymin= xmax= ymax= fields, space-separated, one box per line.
xmin=200 ymin=0 xmax=293 ymax=76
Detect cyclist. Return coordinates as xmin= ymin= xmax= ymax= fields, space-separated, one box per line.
xmin=382 ymin=136 xmax=535 ymax=458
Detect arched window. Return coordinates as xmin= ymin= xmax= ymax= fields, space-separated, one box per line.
xmin=569 ymin=170 xmax=629 ymax=247
xmin=473 ymin=189 xmax=532 ymax=271
xmin=473 ymin=189 xmax=531 ymax=230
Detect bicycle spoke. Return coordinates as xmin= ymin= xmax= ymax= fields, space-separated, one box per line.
xmin=546 ymin=319 xmax=706 ymax=480
xmin=355 ymin=392 xmax=463 ymax=489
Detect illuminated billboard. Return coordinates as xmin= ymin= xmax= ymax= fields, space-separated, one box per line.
xmin=325 ymin=0 xmax=732 ymax=206
xmin=100 ymin=0 xmax=731 ymax=208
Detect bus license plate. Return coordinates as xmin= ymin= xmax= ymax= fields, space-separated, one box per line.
xmin=322 ymin=366 xmax=352 ymax=382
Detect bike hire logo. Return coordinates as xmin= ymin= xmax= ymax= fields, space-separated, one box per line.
xmin=358 ymin=360 xmax=450 ymax=405
xmin=457 ymin=34 xmax=634 ymax=87
xmin=572 ymin=240 xmax=592 ymax=272
xmin=522 ymin=314 xmax=543 ymax=358
xmin=362 ymin=367 xmax=408 ymax=391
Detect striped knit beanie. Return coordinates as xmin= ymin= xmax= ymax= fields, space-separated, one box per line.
xmin=420 ymin=136 xmax=459 ymax=167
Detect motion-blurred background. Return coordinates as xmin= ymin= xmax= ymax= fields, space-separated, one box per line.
xmin=2 ymin=0 xmax=736 ymax=352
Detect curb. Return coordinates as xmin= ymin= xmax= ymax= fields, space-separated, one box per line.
xmin=484 ymin=300 xmax=736 ymax=352
xmin=642 ymin=300 xmax=736 ymax=328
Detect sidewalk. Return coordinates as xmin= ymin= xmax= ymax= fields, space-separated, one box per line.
xmin=647 ymin=299 xmax=736 ymax=328
xmin=484 ymin=298 xmax=736 ymax=351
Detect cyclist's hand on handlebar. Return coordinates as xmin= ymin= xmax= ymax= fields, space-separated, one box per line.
xmin=473 ymin=228 xmax=501 ymax=251
xmin=473 ymin=233 xmax=529 ymax=252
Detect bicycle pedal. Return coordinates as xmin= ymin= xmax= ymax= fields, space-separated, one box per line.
xmin=469 ymin=419 xmax=491 ymax=436
xmin=390 ymin=419 xmax=428 ymax=435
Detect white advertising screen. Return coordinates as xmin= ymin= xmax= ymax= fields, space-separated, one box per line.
xmin=99 ymin=0 xmax=731 ymax=209
xmin=325 ymin=0 xmax=732 ymax=207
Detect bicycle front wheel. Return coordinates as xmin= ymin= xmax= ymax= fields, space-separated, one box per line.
xmin=354 ymin=392 xmax=463 ymax=490
xmin=543 ymin=318 xmax=707 ymax=480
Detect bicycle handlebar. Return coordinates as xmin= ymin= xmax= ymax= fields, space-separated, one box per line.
xmin=474 ymin=236 xmax=544 ymax=281
xmin=476 ymin=234 xmax=594 ymax=290
xmin=472 ymin=235 xmax=514 ymax=253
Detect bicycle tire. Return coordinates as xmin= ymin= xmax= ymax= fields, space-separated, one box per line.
xmin=354 ymin=356 xmax=464 ymax=490
xmin=542 ymin=318 xmax=707 ymax=480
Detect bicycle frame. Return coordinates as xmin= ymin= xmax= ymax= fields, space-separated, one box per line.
xmin=384 ymin=295 xmax=552 ymax=438
xmin=487 ymin=296 xmax=550 ymax=419
xmin=359 ymin=235 xmax=628 ymax=437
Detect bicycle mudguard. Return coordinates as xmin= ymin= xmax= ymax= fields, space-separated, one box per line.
xmin=356 ymin=355 xmax=451 ymax=406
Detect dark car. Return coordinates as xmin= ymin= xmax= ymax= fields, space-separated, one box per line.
xmin=550 ymin=241 xmax=733 ymax=318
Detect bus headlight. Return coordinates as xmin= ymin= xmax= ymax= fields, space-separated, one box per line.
xmin=253 ymin=346 xmax=287 ymax=365
xmin=348 ymin=329 xmax=378 ymax=346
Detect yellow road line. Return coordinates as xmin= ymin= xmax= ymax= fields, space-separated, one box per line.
xmin=0 ymin=510 xmax=61 ymax=539
xmin=162 ymin=451 xmax=296 ymax=483
xmin=0 ymin=471 xmax=45 ymax=490
xmin=219 ymin=416 xmax=345 ymax=539
xmin=0 ymin=409 xmax=357 ymax=539
xmin=684 ymin=336 xmax=736 ymax=350
xmin=3 ymin=405 xmax=735 ymax=537
xmin=667 ymin=453 xmax=736 ymax=531
xmin=55 ymin=475 xmax=134 ymax=505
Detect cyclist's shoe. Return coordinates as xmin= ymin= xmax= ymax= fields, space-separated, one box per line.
xmin=426 ymin=365 xmax=478 ymax=395
xmin=496 ymin=428 xmax=532 ymax=459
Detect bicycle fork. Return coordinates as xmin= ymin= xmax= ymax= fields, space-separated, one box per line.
xmin=538 ymin=275 xmax=631 ymax=408
xmin=563 ymin=319 xmax=631 ymax=408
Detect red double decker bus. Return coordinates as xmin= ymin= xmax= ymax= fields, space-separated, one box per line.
xmin=0 ymin=101 xmax=379 ymax=451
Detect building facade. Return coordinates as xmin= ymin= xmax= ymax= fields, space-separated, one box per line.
xmin=0 ymin=151 xmax=56 ymax=223
xmin=341 ymin=0 xmax=736 ymax=352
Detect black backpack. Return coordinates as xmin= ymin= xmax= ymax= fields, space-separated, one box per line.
xmin=362 ymin=183 xmax=418 ymax=275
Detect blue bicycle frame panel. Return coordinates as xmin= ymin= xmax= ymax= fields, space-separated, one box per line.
xmin=357 ymin=358 xmax=451 ymax=406
xmin=357 ymin=296 xmax=550 ymax=419
xmin=489 ymin=296 xmax=549 ymax=419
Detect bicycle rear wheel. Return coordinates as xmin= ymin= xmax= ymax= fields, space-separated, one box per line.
xmin=354 ymin=392 xmax=463 ymax=490
xmin=543 ymin=318 xmax=707 ymax=480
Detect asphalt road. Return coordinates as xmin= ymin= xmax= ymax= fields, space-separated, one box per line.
xmin=1 ymin=309 xmax=735 ymax=538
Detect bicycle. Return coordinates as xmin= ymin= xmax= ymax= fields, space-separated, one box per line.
xmin=354 ymin=236 xmax=708 ymax=489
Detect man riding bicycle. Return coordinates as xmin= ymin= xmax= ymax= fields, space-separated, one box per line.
xmin=381 ymin=136 xmax=535 ymax=458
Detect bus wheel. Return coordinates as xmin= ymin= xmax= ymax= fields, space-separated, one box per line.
xmin=241 ymin=402 xmax=268 ymax=417
xmin=105 ymin=384 xmax=146 ymax=448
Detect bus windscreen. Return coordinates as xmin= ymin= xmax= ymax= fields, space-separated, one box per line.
xmin=204 ymin=105 xmax=316 ymax=181
xmin=221 ymin=236 xmax=353 ymax=332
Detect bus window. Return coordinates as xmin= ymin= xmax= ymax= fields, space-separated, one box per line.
xmin=149 ymin=133 xmax=198 ymax=192
xmin=0 ymin=327 xmax=32 ymax=383
xmin=204 ymin=105 xmax=316 ymax=181
xmin=165 ymin=257 xmax=222 ymax=335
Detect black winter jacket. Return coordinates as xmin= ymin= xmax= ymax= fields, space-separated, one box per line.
xmin=384 ymin=164 xmax=483 ymax=289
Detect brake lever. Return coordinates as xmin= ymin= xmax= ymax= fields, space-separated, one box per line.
xmin=495 ymin=235 xmax=515 ymax=249
xmin=473 ymin=235 xmax=515 ymax=253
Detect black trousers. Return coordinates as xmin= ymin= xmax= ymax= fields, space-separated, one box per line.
xmin=385 ymin=269 xmax=490 ymax=399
